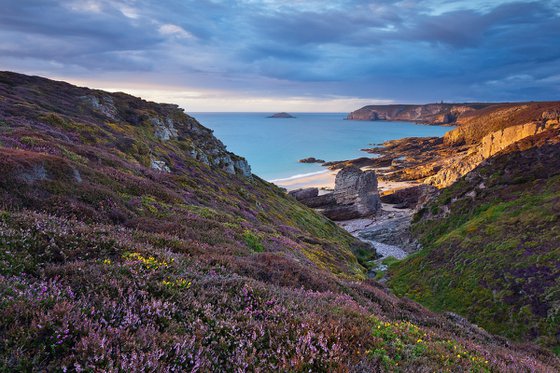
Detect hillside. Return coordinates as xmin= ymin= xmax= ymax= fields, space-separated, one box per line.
xmin=388 ymin=129 xmax=560 ymax=351
xmin=0 ymin=72 xmax=559 ymax=371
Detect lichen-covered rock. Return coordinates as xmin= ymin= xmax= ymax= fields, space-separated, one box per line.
xmin=81 ymin=95 xmax=118 ymax=120
xmin=150 ymin=158 xmax=171 ymax=173
xmin=152 ymin=117 xmax=179 ymax=141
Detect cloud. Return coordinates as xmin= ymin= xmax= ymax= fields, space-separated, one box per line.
xmin=0 ymin=0 xmax=558 ymax=110
xmin=158 ymin=24 xmax=195 ymax=40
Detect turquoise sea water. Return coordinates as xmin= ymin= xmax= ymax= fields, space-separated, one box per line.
xmin=192 ymin=112 xmax=451 ymax=181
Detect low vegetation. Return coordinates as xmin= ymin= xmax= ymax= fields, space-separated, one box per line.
xmin=1 ymin=72 xmax=558 ymax=370
xmin=389 ymin=135 xmax=560 ymax=352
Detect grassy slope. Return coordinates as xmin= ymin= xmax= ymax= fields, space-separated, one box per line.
xmin=388 ymin=132 xmax=560 ymax=352
xmin=0 ymin=72 xmax=558 ymax=371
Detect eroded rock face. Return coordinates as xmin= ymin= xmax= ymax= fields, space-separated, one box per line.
xmin=152 ymin=117 xmax=179 ymax=141
xmin=81 ymin=90 xmax=252 ymax=178
xmin=82 ymin=95 xmax=118 ymax=120
xmin=478 ymin=122 xmax=547 ymax=158
xmin=294 ymin=167 xmax=381 ymax=220
xmin=332 ymin=166 xmax=381 ymax=217
xmin=426 ymin=118 xmax=560 ymax=188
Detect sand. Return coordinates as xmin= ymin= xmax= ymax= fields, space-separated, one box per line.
xmin=272 ymin=170 xmax=338 ymax=191
xmin=272 ymin=167 xmax=418 ymax=192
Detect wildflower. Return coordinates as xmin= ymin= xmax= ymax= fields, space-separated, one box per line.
xmin=103 ymin=259 xmax=111 ymax=265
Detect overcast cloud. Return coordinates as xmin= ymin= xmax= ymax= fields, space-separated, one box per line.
xmin=0 ymin=0 xmax=559 ymax=111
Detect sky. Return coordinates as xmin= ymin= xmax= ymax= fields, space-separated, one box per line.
xmin=0 ymin=0 xmax=559 ymax=112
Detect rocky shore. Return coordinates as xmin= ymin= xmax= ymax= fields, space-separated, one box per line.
xmin=288 ymin=164 xmax=434 ymax=264
xmin=284 ymin=102 xmax=560 ymax=267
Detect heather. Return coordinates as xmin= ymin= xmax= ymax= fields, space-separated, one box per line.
xmin=0 ymin=72 xmax=559 ymax=371
xmin=388 ymin=134 xmax=560 ymax=351
xmin=2 ymin=211 xmax=558 ymax=371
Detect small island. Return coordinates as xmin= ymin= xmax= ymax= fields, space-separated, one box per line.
xmin=299 ymin=157 xmax=325 ymax=164
xmin=268 ymin=112 xmax=295 ymax=118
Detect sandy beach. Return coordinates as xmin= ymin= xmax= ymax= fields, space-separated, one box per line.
xmin=272 ymin=167 xmax=418 ymax=192
xmin=271 ymin=170 xmax=338 ymax=191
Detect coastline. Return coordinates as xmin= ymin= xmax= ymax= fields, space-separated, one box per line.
xmin=272 ymin=166 xmax=418 ymax=193
xmin=270 ymin=170 xmax=337 ymax=191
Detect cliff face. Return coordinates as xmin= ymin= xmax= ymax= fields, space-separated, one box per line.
xmin=444 ymin=102 xmax=560 ymax=145
xmin=347 ymin=103 xmax=487 ymax=124
xmin=426 ymin=104 xmax=560 ymax=187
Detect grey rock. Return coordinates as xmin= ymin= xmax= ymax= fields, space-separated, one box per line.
xmin=289 ymin=187 xmax=319 ymax=200
xmin=295 ymin=166 xmax=381 ymax=220
xmin=152 ymin=116 xmax=179 ymax=141
xmin=234 ymin=158 xmax=252 ymax=177
xmin=82 ymin=95 xmax=118 ymax=120
xmin=73 ymin=168 xmax=82 ymax=183
xmin=380 ymin=184 xmax=437 ymax=210
xmin=20 ymin=164 xmax=48 ymax=183
xmin=150 ymin=159 xmax=171 ymax=173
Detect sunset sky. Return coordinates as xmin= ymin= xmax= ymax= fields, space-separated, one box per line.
xmin=1 ymin=0 xmax=559 ymax=111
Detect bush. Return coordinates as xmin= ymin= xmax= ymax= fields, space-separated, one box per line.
xmin=243 ymin=230 xmax=265 ymax=252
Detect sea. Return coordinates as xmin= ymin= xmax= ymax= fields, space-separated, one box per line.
xmin=192 ymin=112 xmax=451 ymax=182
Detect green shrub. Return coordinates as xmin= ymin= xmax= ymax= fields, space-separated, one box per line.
xmin=243 ymin=230 xmax=264 ymax=252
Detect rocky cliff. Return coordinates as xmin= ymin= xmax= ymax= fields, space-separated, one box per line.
xmin=426 ymin=104 xmax=560 ymax=187
xmin=347 ymin=103 xmax=489 ymax=124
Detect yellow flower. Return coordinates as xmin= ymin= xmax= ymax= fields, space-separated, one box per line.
xmin=103 ymin=259 xmax=112 ymax=265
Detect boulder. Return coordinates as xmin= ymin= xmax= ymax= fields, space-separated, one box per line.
xmin=380 ymin=184 xmax=437 ymax=210
xmin=295 ymin=166 xmax=381 ymax=220
xmin=289 ymin=187 xmax=319 ymax=200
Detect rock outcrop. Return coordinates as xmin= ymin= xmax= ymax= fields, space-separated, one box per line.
xmin=426 ymin=118 xmax=560 ymax=187
xmin=342 ymin=102 xmax=560 ymax=189
xmin=293 ymin=167 xmax=381 ymax=220
xmin=380 ymin=184 xmax=437 ymax=210
xmin=347 ymin=103 xmax=486 ymax=124
xmin=288 ymin=187 xmax=319 ymax=200
xmin=299 ymin=157 xmax=325 ymax=164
